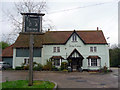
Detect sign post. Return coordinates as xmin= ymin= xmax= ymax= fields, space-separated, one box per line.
xmin=21 ymin=13 xmax=45 ymax=86
xmin=29 ymin=34 xmax=34 ymax=86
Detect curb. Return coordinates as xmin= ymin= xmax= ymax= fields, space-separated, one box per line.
xmin=34 ymin=79 xmax=58 ymax=90
xmin=50 ymin=80 xmax=58 ymax=90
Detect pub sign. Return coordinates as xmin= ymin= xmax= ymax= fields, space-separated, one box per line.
xmin=25 ymin=16 xmax=40 ymax=32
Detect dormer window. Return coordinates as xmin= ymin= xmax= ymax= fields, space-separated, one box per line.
xmin=72 ymin=34 xmax=77 ymax=42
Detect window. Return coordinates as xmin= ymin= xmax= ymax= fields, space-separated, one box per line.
xmin=53 ymin=59 xmax=60 ymax=66
xmin=33 ymin=48 xmax=41 ymax=57
xmin=94 ymin=47 xmax=97 ymax=52
xmin=16 ymin=48 xmax=29 ymax=57
xmin=90 ymin=47 xmax=93 ymax=52
xmin=72 ymin=34 xmax=77 ymax=42
xmin=53 ymin=47 xmax=60 ymax=52
xmin=91 ymin=58 xmax=97 ymax=66
xmin=88 ymin=58 xmax=101 ymax=67
xmin=90 ymin=47 xmax=97 ymax=52
xmin=16 ymin=48 xmax=41 ymax=57
xmin=57 ymin=47 xmax=60 ymax=52
xmin=24 ymin=58 xmax=29 ymax=65
xmin=53 ymin=47 xmax=56 ymax=52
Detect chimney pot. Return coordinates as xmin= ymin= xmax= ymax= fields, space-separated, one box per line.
xmin=97 ymin=27 xmax=99 ymax=31
xmin=48 ymin=29 xmax=50 ymax=31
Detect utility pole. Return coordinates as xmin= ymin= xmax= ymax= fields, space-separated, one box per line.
xmin=28 ymin=34 xmax=34 ymax=86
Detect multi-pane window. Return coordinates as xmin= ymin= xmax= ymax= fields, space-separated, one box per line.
xmin=91 ymin=59 xmax=97 ymax=66
xmin=72 ymin=34 xmax=77 ymax=42
xmin=57 ymin=47 xmax=60 ymax=52
xmin=16 ymin=48 xmax=41 ymax=57
xmin=90 ymin=47 xmax=97 ymax=52
xmin=94 ymin=47 xmax=97 ymax=52
xmin=53 ymin=47 xmax=56 ymax=52
xmin=88 ymin=58 xmax=101 ymax=67
xmin=88 ymin=59 xmax=90 ymax=66
xmin=90 ymin=47 xmax=93 ymax=52
xmin=53 ymin=47 xmax=60 ymax=52
xmin=54 ymin=59 xmax=60 ymax=66
xmin=24 ymin=58 xmax=29 ymax=65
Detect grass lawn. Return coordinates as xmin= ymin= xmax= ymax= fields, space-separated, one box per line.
xmin=2 ymin=80 xmax=55 ymax=89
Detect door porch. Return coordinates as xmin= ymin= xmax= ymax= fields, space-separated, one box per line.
xmin=67 ymin=49 xmax=84 ymax=71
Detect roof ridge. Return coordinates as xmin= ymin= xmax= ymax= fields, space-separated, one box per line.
xmin=46 ymin=30 xmax=102 ymax=32
xmin=3 ymin=44 xmax=14 ymax=50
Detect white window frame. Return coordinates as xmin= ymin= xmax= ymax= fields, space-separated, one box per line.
xmin=53 ymin=47 xmax=56 ymax=52
xmin=24 ymin=58 xmax=29 ymax=65
xmin=88 ymin=59 xmax=100 ymax=67
xmin=97 ymin=59 xmax=100 ymax=66
xmin=90 ymin=47 xmax=93 ymax=52
xmin=53 ymin=59 xmax=60 ymax=66
xmin=88 ymin=59 xmax=90 ymax=66
xmin=94 ymin=47 xmax=97 ymax=52
xmin=91 ymin=58 xmax=97 ymax=66
xmin=57 ymin=47 xmax=60 ymax=52
xmin=53 ymin=47 xmax=60 ymax=52
xmin=90 ymin=47 xmax=97 ymax=52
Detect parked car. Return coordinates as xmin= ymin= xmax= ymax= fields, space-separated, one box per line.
xmin=0 ymin=62 xmax=11 ymax=70
xmin=118 ymin=65 xmax=120 ymax=68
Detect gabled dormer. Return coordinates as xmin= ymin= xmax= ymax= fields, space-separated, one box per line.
xmin=65 ymin=30 xmax=85 ymax=44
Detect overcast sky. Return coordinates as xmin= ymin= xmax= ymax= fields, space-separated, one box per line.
xmin=0 ymin=0 xmax=119 ymax=46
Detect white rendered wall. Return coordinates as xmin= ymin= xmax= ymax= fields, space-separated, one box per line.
xmin=42 ymin=34 xmax=110 ymax=70
xmin=13 ymin=33 xmax=109 ymax=70
xmin=13 ymin=48 xmax=42 ymax=69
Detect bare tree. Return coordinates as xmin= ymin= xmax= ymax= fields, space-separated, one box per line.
xmin=3 ymin=0 xmax=54 ymax=44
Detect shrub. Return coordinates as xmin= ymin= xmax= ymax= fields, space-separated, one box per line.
xmin=42 ymin=65 xmax=49 ymax=71
xmin=33 ymin=63 xmax=43 ymax=71
xmin=52 ymin=66 xmax=59 ymax=71
xmin=43 ymin=60 xmax=52 ymax=71
xmin=62 ymin=69 xmax=68 ymax=72
xmin=61 ymin=62 xmax=68 ymax=70
xmin=5 ymin=68 xmax=14 ymax=70
xmin=21 ymin=62 xmax=38 ymax=70
xmin=33 ymin=62 xmax=37 ymax=67
xmin=23 ymin=65 xmax=29 ymax=70
xmin=99 ymin=66 xmax=112 ymax=73
xmin=15 ymin=66 xmax=23 ymax=70
xmin=58 ymin=67 xmax=62 ymax=71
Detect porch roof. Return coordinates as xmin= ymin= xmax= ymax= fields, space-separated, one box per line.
xmin=67 ymin=49 xmax=84 ymax=59
xmin=50 ymin=56 xmax=64 ymax=59
xmin=87 ymin=56 xmax=101 ymax=59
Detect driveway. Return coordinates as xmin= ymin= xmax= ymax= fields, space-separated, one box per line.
xmin=1 ymin=68 xmax=118 ymax=88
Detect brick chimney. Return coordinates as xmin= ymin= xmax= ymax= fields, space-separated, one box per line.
xmin=97 ymin=27 xmax=99 ymax=31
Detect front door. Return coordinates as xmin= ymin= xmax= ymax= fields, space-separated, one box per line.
xmin=71 ymin=58 xmax=82 ymax=71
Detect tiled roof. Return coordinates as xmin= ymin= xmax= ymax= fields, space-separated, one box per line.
xmin=87 ymin=56 xmax=101 ymax=59
xmin=2 ymin=44 xmax=14 ymax=57
xmin=76 ymin=31 xmax=107 ymax=44
xmin=13 ymin=30 xmax=107 ymax=48
xmin=13 ymin=32 xmax=44 ymax=48
xmin=2 ymin=30 xmax=107 ymax=57
xmin=50 ymin=56 xmax=64 ymax=59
